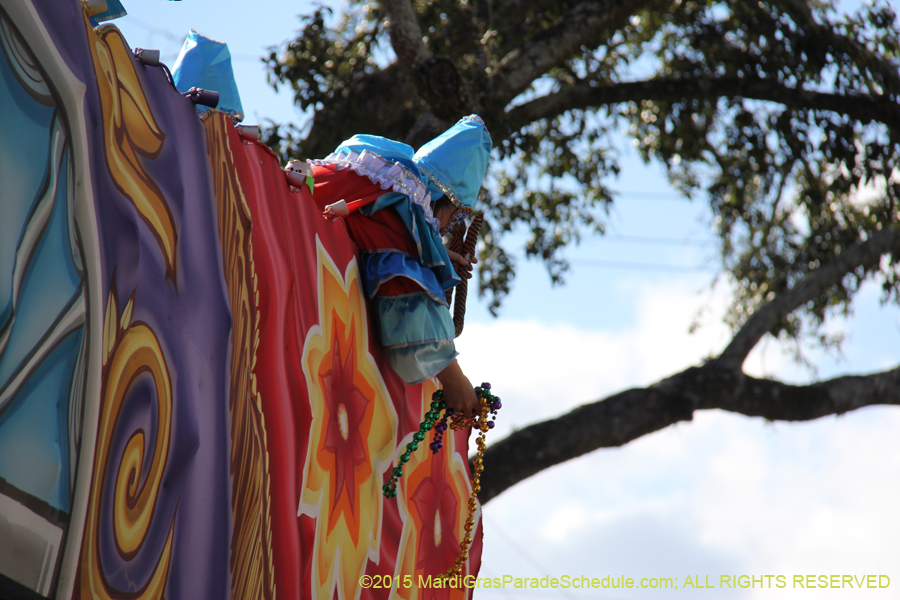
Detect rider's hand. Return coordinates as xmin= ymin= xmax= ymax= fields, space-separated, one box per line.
xmin=446 ymin=250 xmax=478 ymax=279
xmin=436 ymin=359 xmax=478 ymax=416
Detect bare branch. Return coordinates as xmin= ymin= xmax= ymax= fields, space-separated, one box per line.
xmin=381 ymin=0 xmax=430 ymax=69
xmin=718 ymin=227 xmax=900 ymax=368
xmin=488 ymin=0 xmax=652 ymax=106
xmin=480 ymin=362 xmax=900 ymax=504
xmin=503 ymin=76 xmax=900 ymax=136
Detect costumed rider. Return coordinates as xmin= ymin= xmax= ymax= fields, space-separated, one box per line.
xmin=308 ymin=115 xmax=491 ymax=416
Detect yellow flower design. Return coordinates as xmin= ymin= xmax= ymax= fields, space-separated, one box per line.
xmin=391 ymin=381 xmax=477 ymax=600
xmin=299 ymin=238 xmax=397 ymax=599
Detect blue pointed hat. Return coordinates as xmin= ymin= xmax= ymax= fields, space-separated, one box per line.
xmin=413 ymin=115 xmax=492 ymax=213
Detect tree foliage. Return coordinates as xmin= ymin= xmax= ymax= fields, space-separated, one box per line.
xmin=263 ymin=0 xmax=900 ymax=500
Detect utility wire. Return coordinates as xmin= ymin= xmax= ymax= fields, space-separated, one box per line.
xmin=601 ymin=234 xmax=714 ymax=247
xmin=615 ymin=190 xmax=689 ymax=201
xmin=485 ymin=518 xmax=580 ymax=600
xmin=123 ymin=17 xmax=185 ymax=44
xmin=568 ymin=258 xmax=716 ymax=272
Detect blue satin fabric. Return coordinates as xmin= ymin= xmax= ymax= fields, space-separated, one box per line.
xmin=360 ymin=251 xmax=448 ymax=304
xmin=388 ymin=340 xmax=458 ymax=386
xmin=370 ymin=290 xmax=455 ymax=349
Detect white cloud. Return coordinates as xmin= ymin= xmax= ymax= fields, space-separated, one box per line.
xmin=455 ymin=277 xmax=732 ymax=433
xmin=479 ymin=409 xmax=900 ymax=600
xmin=460 ymin=277 xmax=900 ymax=600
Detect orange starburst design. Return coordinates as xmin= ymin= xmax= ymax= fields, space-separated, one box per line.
xmin=390 ymin=381 xmax=477 ymax=600
xmin=299 ymin=238 xmax=397 ymax=600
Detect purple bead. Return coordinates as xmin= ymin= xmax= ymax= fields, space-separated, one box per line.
xmin=494 ymin=400 xmax=502 ymax=409
xmin=482 ymin=382 xmax=491 ymax=389
xmin=487 ymin=421 xmax=495 ymax=429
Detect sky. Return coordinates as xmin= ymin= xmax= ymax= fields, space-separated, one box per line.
xmin=113 ymin=2 xmax=900 ymax=598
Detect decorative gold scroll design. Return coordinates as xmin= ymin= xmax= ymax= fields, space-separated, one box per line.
xmin=202 ymin=111 xmax=276 ymax=600
xmin=79 ymin=285 xmax=175 ymax=599
xmin=85 ymin=18 xmax=177 ymax=281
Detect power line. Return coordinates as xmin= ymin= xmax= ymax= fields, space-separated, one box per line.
xmin=485 ymin=518 xmax=580 ymax=600
xmin=123 ymin=17 xmax=185 ymax=44
xmin=615 ymin=190 xmax=689 ymax=202
xmin=601 ymin=234 xmax=714 ymax=247
xmin=568 ymin=258 xmax=716 ymax=272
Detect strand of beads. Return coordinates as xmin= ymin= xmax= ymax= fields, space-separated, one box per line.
xmin=440 ymin=383 xmax=500 ymax=579
xmin=382 ymin=396 xmax=445 ymax=499
xmin=383 ymin=383 xmax=502 ymax=579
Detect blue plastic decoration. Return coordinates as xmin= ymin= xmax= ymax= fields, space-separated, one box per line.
xmin=171 ymin=29 xmax=243 ymax=119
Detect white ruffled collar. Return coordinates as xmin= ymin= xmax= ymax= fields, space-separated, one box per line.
xmin=309 ymin=148 xmax=442 ymax=233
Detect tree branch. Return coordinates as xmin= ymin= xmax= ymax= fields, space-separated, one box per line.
xmin=381 ymin=0 xmax=431 ymax=69
xmin=718 ymin=227 xmax=900 ymax=369
xmin=503 ymin=76 xmax=900 ymax=137
xmin=479 ymin=362 xmax=900 ymax=504
xmin=488 ymin=0 xmax=653 ymax=106
xmin=770 ymin=0 xmax=900 ymax=95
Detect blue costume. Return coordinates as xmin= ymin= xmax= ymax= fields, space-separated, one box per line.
xmin=309 ymin=115 xmax=492 ymax=384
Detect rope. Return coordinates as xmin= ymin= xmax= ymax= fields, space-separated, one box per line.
xmin=445 ymin=221 xmax=466 ymax=305
xmin=451 ymin=212 xmax=483 ymax=338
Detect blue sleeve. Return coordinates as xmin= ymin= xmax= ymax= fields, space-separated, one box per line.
xmin=360 ymin=250 xmax=459 ymax=385
xmin=387 ymin=339 xmax=458 ymax=386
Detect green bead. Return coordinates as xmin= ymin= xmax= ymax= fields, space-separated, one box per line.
xmin=401 ymin=452 xmax=411 ymax=461
xmin=409 ymin=442 xmax=419 ymax=451
xmin=414 ymin=432 xmax=425 ymax=442
xmin=392 ymin=467 xmax=403 ymax=477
